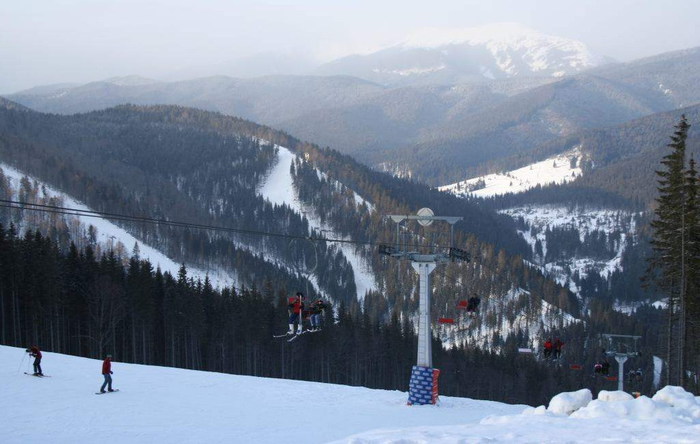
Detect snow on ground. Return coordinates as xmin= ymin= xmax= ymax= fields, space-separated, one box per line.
xmin=257 ymin=146 xmax=377 ymax=301
xmin=0 ymin=163 xmax=235 ymax=288
xmin=0 ymin=345 xmax=519 ymax=444
xmin=3 ymin=345 xmax=699 ymax=444
xmin=439 ymin=147 xmax=582 ymax=198
xmin=343 ymin=386 xmax=700 ymax=443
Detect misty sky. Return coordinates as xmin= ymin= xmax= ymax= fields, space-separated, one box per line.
xmin=2 ymin=0 xmax=699 ymax=93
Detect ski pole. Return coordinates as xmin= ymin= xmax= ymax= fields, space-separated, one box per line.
xmin=17 ymin=351 xmax=27 ymax=374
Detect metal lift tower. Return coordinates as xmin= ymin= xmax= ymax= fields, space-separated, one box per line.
xmin=379 ymin=208 xmax=469 ymax=404
xmin=602 ymin=334 xmax=642 ymax=392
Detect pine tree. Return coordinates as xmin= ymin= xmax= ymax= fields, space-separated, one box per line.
xmin=683 ymin=155 xmax=700 ymax=390
xmin=648 ymin=115 xmax=691 ymax=386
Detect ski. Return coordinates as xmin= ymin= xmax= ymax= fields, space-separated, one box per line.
xmin=273 ymin=332 xmax=294 ymax=338
xmin=24 ymin=372 xmax=50 ymax=377
xmin=95 ymin=389 xmax=119 ymax=395
xmin=287 ymin=331 xmax=308 ymax=342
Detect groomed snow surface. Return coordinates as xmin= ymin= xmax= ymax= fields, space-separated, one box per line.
xmin=2 ymin=346 xmax=699 ymax=443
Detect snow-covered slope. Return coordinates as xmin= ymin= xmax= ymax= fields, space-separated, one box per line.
xmin=0 ymin=163 xmax=235 ymax=288
xmin=2 ymin=345 xmax=699 ymax=443
xmin=501 ymin=205 xmax=638 ymax=296
xmin=257 ymin=146 xmax=377 ymax=301
xmin=439 ymin=287 xmax=581 ymax=352
xmin=439 ymin=147 xmax=583 ymax=198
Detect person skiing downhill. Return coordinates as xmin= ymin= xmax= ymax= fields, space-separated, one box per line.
xmin=100 ymin=354 xmax=115 ymax=393
xmin=26 ymin=345 xmax=43 ymax=376
xmin=287 ymin=292 xmax=305 ymax=334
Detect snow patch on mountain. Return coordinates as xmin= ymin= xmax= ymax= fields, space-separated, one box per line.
xmin=401 ymin=23 xmax=600 ymax=77
xmin=439 ymin=287 xmax=581 ymax=352
xmin=257 ymin=146 xmax=377 ymax=301
xmin=500 ymin=205 xmax=638 ymax=296
xmin=439 ymin=147 xmax=583 ymax=198
xmin=0 ymin=163 xmax=235 ymax=289
xmin=372 ymin=64 xmax=446 ymax=77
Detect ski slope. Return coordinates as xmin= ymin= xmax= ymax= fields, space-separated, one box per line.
xmin=2 ymin=346 xmax=699 ymax=443
xmin=0 ymin=163 xmax=235 ymax=289
xmin=258 ymin=145 xmax=377 ymax=301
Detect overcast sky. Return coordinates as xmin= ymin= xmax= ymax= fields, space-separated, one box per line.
xmin=2 ymin=0 xmax=699 ymax=93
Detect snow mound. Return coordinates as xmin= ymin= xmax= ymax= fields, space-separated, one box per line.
xmin=652 ymin=386 xmax=700 ymax=420
xmin=547 ymin=388 xmax=592 ymax=415
xmin=597 ymin=390 xmax=634 ymax=402
xmin=569 ymin=386 xmax=700 ymax=425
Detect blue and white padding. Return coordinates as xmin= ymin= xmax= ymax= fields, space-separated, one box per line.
xmin=407 ymin=365 xmax=440 ymax=405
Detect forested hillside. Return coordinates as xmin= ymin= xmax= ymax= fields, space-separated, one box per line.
xmin=0 ymin=227 xmax=662 ymax=405
xmin=0 ymin=100 xmax=593 ymax=350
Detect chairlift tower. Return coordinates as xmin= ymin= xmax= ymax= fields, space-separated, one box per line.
xmin=602 ymin=334 xmax=642 ymax=392
xmin=379 ymin=208 xmax=468 ymax=404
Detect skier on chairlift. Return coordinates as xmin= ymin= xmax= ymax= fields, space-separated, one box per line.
xmin=543 ymin=338 xmax=553 ymax=359
xmin=466 ymin=294 xmax=480 ymax=317
xmin=309 ymin=298 xmax=329 ymax=331
xmin=287 ymin=292 xmax=305 ymax=334
xmin=553 ymin=338 xmax=564 ymax=359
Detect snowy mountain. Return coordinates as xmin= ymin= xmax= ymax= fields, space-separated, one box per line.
xmin=315 ymin=23 xmax=604 ymax=86
xmin=2 ymin=345 xmax=699 ymax=443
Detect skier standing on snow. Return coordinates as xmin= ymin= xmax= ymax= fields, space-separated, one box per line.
xmin=309 ymin=298 xmax=329 ymax=331
xmin=287 ymin=292 xmax=305 ymax=334
xmin=100 ymin=354 xmax=115 ymax=393
xmin=26 ymin=345 xmax=43 ymax=376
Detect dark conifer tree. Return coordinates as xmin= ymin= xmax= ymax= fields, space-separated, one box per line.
xmin=648 ymin=115 xmax=692 ymax=386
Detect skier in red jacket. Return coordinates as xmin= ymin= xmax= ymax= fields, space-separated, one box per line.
xmin=100 ymin=354 xmax=115 ymax=393
xmin=543 ymin=339 xmax=553 ymax=359
xmin=27 ymin=345 xmax=43 ymax=376
xmin=553 ymin=338 xmax=564 ymax=359
xmin=287 ymin=292 xmax=305 ymax=334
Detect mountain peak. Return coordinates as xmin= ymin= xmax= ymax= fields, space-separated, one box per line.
xmin=316 ymin=23 xmax=602 ymax=85
xmin=400 ymin=22 xmax=550 ymax=49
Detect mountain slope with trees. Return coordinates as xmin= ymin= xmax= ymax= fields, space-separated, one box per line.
xmin=6 ymin=48 xmax=700 ymax=185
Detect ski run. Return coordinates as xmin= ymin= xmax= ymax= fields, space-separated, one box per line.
xmin=2 ymin=345 xmax=699 ymax=443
